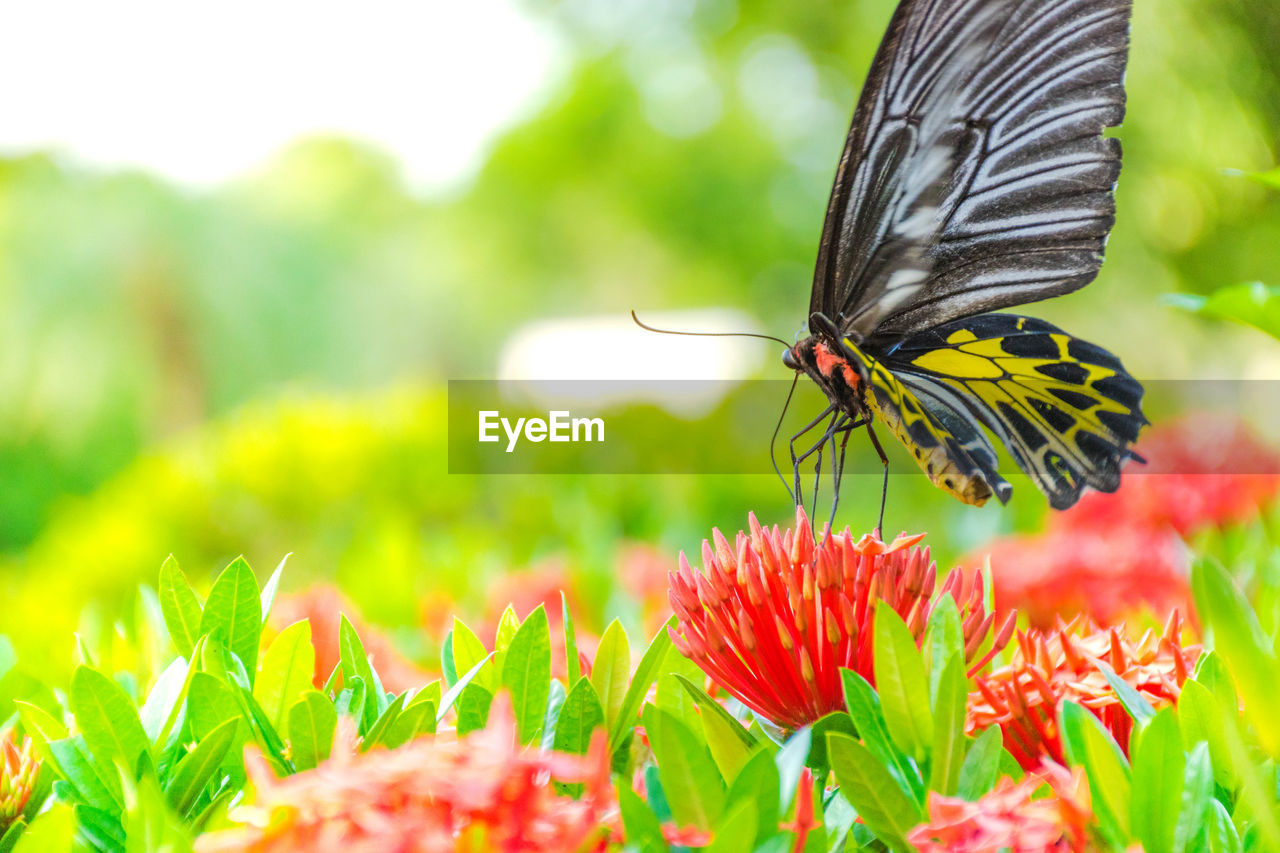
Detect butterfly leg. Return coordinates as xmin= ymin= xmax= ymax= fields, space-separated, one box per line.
xmin=770 ymin=375 xmax=801 ymax=503
xmin=789 ymin=404 xmax=837 ymax=504
xmin=827 ymin=416 xmax=864 ymax=532
xmin=864 ymin=422 xmax=890 ymax=535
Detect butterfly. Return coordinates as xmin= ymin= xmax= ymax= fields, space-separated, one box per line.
xmin=781 ymin=0 xmax=1146 ymax=526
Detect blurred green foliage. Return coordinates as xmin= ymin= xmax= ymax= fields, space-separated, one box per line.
xmin=1 ymin=0 xmax=1280 ymax=658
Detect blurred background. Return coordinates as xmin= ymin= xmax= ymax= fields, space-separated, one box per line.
xmin=2 ymin=0 xmax=1279 ymax=677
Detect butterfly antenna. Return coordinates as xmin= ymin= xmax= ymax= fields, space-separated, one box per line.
xmin=630 ymin=310 xmax=792 ymax=348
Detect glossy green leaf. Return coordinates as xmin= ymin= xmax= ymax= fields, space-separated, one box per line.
xmin=1191 ymin=556 xmax=1280 ymax=754
xmin=956 ymin=725 xmax=1003 ymax=800
xmin=258 ymin=554 xmax=289 ymax=625
xmin=69 ymin=666 xmax=151 ymax=772
xmin=610 ymin=618 xmax=676 ymax=752
xmin=456 ymin=684 xmax=493 ymax=734
xmin=138 ymin=656 xmax=191 ymax=748
xmin=383 ymin=699 xmax=435 ymax=747
xmin=1098 ymin=661 xmax=1157 ymax=725
xmin=925 ymin=596 xmax=963 ymax=705
xmin=552 ymin=677 xmax=605 ymax=756
xmin=158 ymin=556 xmax=202 ymax=658
xmin=501 ymin=604 xmax=551 ymax=744
xmin=928 ymin=654 xmax=967 ymax=796
xmin=1205 ymin=799 xmax=1242 ymax=853
xmin=186 ymin=673 xmax=240 ymax=741
xmin=724 ymin=749 xmax=779 ymax=847
xmin=360 ymin=692 xmax=407 ymax=751
xmin=338 ymin=614 xmax=385 ymax=728
xmin=48 ymin=737 xmax=122 ymax=812
xmin=874 ymin=608 xmax=932 ymax=759
xmin=1174 ymin=743 xmax=1213 ymax=853
xmin=254 ymin=620 xmax=315 ymax=730
xmin=774 ymin=726 xmax=811 ymax=815
xmin=1131 ymin=708 xmax=1184 ymax=853
xmin=1167 ymin=282 xmax=1280 ymax=341
xmin=827 ymin=731 xmax=921 ymax=852
xmin=437 ymin=652 xmax=494 ymax=723
xmin=450 ymin=618 xmax=493 ymax=692
xmin=1176 ymin=679 xmax=1235 ymax=789
xmin=288 ymin=691 xmax=336 ymax=771
xmin=840 ymin=669 xmax=923 ymax=804
xmin=706 ymin=797 xmax=757 ymax=853
xmin=494 ymin=606 xmax=520 ymax=651
xmin=1069 ymin=703 xmax=1131 ymax=843
xmin=164 ymin=718 xmax=237 ymax=816
xmin=562 ymin=592 xmax=580 ymax=686
xmin=644 ymin=704 xmax=725 ymax=831
xmin=199 ymin=557 xmax=262 ymax=685
xmin=675 ymin=673 xmax=757 ymax=779
xmin=617 ymin=785 xmax=665 ymax=853
xmin=10 ymin=803 xmax=74 ymax=853
xmin=590 ymin=620 xmax=629 ymax=737
xmin=654 ymin=646 xmax=704 ymax=733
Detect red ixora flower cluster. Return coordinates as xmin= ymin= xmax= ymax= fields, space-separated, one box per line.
xmin=968 ymin=613 xmax=1199 ymax=769
xmin=908 ymin=762 xmax=1092 ymax=853
xmin=668 ymin=507 xmax=1014 ymax=730
xmin=0 ymin=734 xmax=39 ymax=831
xmin=196 ymin=698 xmax=616 ymax=853
xmin=971 ymin=414 xmax=1280 ymax=626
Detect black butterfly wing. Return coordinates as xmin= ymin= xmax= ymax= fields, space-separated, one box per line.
xmin=880 ymin=313 xmax=1146 ymax=509
xmin=813 ymin=0 xmax=1132 ymax=343
xmin=810 ymin=0 xmax=1010 ymax=336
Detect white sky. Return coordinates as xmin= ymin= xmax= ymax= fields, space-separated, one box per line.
xmin=0 ymin=0 xmax=559 ymax=192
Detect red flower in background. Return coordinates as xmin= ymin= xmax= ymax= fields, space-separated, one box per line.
xmin=271 ymin=586 xmax=433 ymax=692
xmin=908 ymin=762 xmax=1092 ymax=853
xmin=968 ymin=613 xmax=1198 ymax=769
xmin=668 ymin=508 xmax=1013 ymax=730
xmin=970 ymin=415 xmax=1280 ymax=626
xmin=196 ymin=697 xmax=616 ymax=853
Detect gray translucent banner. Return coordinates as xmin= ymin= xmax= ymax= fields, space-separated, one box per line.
xmin=447 ymin=379 xmax=1280 ymax=474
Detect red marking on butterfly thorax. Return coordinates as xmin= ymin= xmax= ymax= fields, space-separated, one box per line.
xmin=814 ymin=342 xmax=860 ymax=388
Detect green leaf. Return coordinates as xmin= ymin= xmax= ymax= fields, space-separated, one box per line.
xmin=654 ymin=646 xmax=704 ymax=733
xmin=609 ymin=618 xmax=675 ymax=752
xmin=724 ymin=749 xmax=779 ymax=847
xmin=617 ymin=785 xmax=666 ymax=853
xmin=552 ymin=677 xmax=605 ymax=757
xmin=382 ymin=699 xmax=435 ymax=748
xmin=338 ymin=614 xmax=386 ymax=729
xmin=258 ymin=554 xmax=289 ymax=625
xmin=1205 ymin=798 xmax=1243 ymax=853
xmin=494 ymin=606 xmax=520 ymax=652
xmin=706 ymin=797 xmax=758 ymax=853
xmin=925 ymin=597 xmax=963 ymax=706
xmin=158 ymin=556 xmax=203 ymax=658
xmin=455 ymin=684 xmax=493 ymax=734
xmin=1130 ymin=708 xmax=1184 ymax=853
xmin=254 ymin=620 xmax=315 ymax=730
xmin=436 ymin=652 xmax=495 ymax=723
xmin=643 ymin=704 xmax=726 ymax=831
xmin=450 ymin=618 xmax=493 ymax=692
xmin=287 ymin=691 xmax=336 ymax=771
xmin=1191 ymin=556 xmax=1280 ymax=754
xmin=360 ymin=693 xmax=407 ymax=752
xmin=186 ymin=673 xmax=239 ymax=741
xmin=774 ymin=727 xmax=811 ymax=815
xmin=1167 ymin=281 xmax=1280 ymax=341
xmin=0 ymin=821 xmax=28 ymax=853
xmin=48 ymin=737 xmax=122 ymax=812
xmin=1176 ymin=679 xmax=1235 ymax=789
xmin=827 ymin=731 xmax=921 ymax=852
xmin=69 ymin=667 xmax=151 ymax=773
xmin=590 ymin=619 xmax=629 ymax=735
xmin=501 ymin=604 xmax=551 ymax=745
xmin=1174 ymin=743 xmax=1212 ymax=853
xmin=840 ymin=669 xmax=924 ymax=805
xmin=928 ymin=654 xmax=967 ymax=796
xmin=440 ymin=632 xmax=457 ymax=686
xmin=164 ymin=718 xmax=237 ymax=816
xmin=11 ymin=804 xmax=74 ymax=853
xmin=1249 ymin=165 xmax=1280 ymax=190
xmin=874 ymin=608 xmax=933 ymax=759
xmin=16 ymin=700 xmax=68 ymax=746
xmin=199 ymin=557 xmax=263 ymax=686
xmin=562 ymin=592 xmax=580 ymax=686
xmin=956 ymin=726 xmax=1003 ymax=800
xmin=1098 ymin=662 xmax=1157 ymax=726
xmin=1066 ymin=703 xmax=1130 ymax=843
xmin=138 ymin=656 xmax=191 ymax=747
